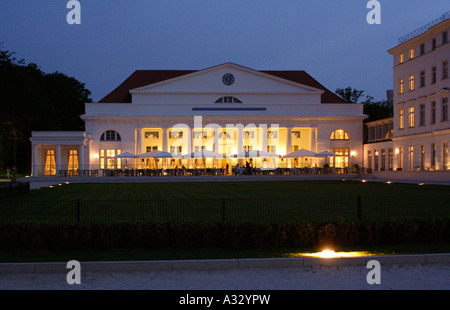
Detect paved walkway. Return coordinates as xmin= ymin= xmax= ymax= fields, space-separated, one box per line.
xmin=1 ymin=255 xmax=449 ymax=290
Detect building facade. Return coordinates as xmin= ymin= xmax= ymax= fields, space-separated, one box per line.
xmin=364 ymin=14 xmax=450 ymax=172
xmin=31 ymin=63 xmax=366 ymax=176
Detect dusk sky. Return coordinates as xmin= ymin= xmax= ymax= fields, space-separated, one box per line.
xmin=1 ymin=1 xmax=449 ymax=102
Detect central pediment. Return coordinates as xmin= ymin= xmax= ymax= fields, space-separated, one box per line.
xmin=129 ymin=63 xmax=324 ymax=96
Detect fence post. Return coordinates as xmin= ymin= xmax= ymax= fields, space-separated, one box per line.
xmin=76 ymin=199 xmax=81 ymax=223
xmin=357 ymin=195 xmax=362 ymax=221
xmin=222 ymin=198 xmax=226 ymax=222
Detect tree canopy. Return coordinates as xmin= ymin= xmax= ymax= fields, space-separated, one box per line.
xmin=0 ymin=44 xmax=92 ymax=172
xmin=335 ymin=87 xmax=393 ymax=122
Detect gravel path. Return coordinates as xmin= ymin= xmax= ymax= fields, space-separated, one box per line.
xmin=1 ymin=263 xmax=449 ymax=290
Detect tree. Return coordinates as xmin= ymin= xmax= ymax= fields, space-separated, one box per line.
xmin=335 ymin=87 xmax=393 ymax=122
xmin=0 ymin=44 xmax=92 ymax=173
xmin=335 ymin=87 xmax=365 ymax=103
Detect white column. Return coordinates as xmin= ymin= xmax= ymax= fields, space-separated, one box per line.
xmin=286 ymin=127 xmax=292 ymax=154
xmin=162 ymin=128 xmax=169 ymax=169
xmin=311 ymin=128 xmax=317 ymax=153
xmin=32 ymin=144 xmax=39 ymax=177
xmin=55 ymin=144 xmax=61 ymax=176
xmin=136 ymin=129 xmax=143 ymax=154
xmin=162 ymin=128 xmax=169 ymax=152
xmin=79 ymin=143 xmax=85 ymax=172
xmin=237 ymin=126 xmax=244 ymax=153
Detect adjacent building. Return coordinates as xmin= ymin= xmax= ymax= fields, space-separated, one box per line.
xmin=364 ymin=13 xmax=450 ymax=171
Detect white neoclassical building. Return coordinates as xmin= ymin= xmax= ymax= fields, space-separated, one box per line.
xmin=364 ymin=13 xmax=450 ymax=172
xmin=31 ymin=63 xmax=366 ymax=176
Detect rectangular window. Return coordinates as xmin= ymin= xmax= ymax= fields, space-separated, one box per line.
xmin=330 ymin=148 xmax=348 ymax=169
xmin=170 ymin=146 xmax=182 ymax=154
xmin=399 ymin=53 xmax=404 ymax=64
xmin=100 ymin=149 xmax=122 ymax=170
xmin=420 ymin=104 xmax=426 ymax=126
xmin=443 ymin=61 xmax=448 ymax=79
xmin=388 ymin=148 xmax=393 ymax=171
xmin=374 ymin=150 xmax=379 ymax=171
xmin=409 ymin=146 xmax=414 ymax=171
xmin=146 ymin=146 xmax=158 ymax=152
xmin=399 ymin=147 xmax=404 ymax=170
xmin=431 ymin=143 xmax=436 ymax=168
xmin=432 ymin=38 xmax=436 ymax=50
xmin=420 ymin=70 xmax=426 ymax=87
xmin=399 ymin=108 xmax=404 ymax=129
xmin=399 ymin=78 xmax=404 ymax=94
xmin=409 ymin=106 xmax=415 ymax=128
xmin=368 ymin=151 xmax=372 ymax=171
xmin=68 ymin=150 xmax=79 ymax=174
xmin=381 ymin=149 xmax=386 ymax=170
xmin=409 ymin=48 xmax=414 ymax=60
xmin=443 ymin=142 xmax=448 ymax=170
xmin=420 ymin=43 xmax=425 ymax=55
xmin=431 ymin=101 xmax=436 ymax=124
xmin=420 ymin=145 xmax=425 ymax=170
xmin=432 ymin=66 xmax=437 ymax=83
xmin=443 ymin=98 xmax=448 ymax=121
xmin=45 ymin=150 xmax=56 ymax=176
xmin=409 ymin=74 xmax=415 ymax=91
xmin=443 ymin=31 xmax=448 ymax=44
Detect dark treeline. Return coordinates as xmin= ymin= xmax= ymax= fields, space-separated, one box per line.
xmin=0 ymin=45 xmax=92 ymax=174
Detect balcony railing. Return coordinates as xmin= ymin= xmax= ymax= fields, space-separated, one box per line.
xmin=399 ymin=11 xmax=450 ymax=45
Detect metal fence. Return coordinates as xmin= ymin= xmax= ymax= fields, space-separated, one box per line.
xmin=0 ymin=182 xmax=30 ymax=200
xmin=0 ymin=195 xmax=449 ymax=224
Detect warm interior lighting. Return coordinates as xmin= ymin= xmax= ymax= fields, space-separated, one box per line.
xmin=395 ymin=148 xmax=400 ymax=155
xmin=362 ymin=179 xmax=366 ymax=183
xmin=93 ymin=153 xmax=99 ymax=159
xmin=350 ymin=151 xmax=356 ymax=157
xmin=303 ymin=249 xmax=370 ymax=259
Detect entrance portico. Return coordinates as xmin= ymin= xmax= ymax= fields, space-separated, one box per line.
xmin=30 ymin=132 xmax=91 ymax=177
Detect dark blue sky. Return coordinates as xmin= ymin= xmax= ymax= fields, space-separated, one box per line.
xmin=1 ymin=1 xmax=449 ymax=102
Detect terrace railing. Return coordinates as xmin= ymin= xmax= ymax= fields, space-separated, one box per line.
xmin=398 ymin=11 xmax=450 ymax=44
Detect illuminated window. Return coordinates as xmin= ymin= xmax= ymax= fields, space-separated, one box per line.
xmin=409 ymin=107 xmax=415 ymax=128
xmin=68 ymin=150 xmax=79 ymax=174
xmin=100 ymin=149 xmax=122 ymax=169
xmin=330 ymin=129 xmax=349 ymax=140
xmin=330 ymin=148 xmax=349 ymax=168
xmin=45 ymin=150 xmax=56 ymax=176
xmin=399 ymin=53 xmax=404 ymax=64
xmin=399 ymin=78 xmax=404 ymax=94
xmin=409 ymin=146 xmax=414 ymax=171
xmin=409 ymin=48 xmax=414 ymax=60
xmin=100 ymin=130 xmax=121 ymax=141
xmin=398 ymin=147 xmax=404 ymax=170
xmin=399 ymin=108 xmax=405 ymax=129
xmin=409 ymin=74 xmax=415 ymax=91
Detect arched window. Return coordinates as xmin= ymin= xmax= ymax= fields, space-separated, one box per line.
xmin=215 ymin=96 xmax=242 ymax=104
xmin=330 ymin=129 xmax=349 ymax=140
xmin=100 ymin=130 xmax=121 ymax=142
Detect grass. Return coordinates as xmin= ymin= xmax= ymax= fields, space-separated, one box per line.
xmin=1 ymin=180 xmax=449 ymax=223
xmin=12 ymin=179 xmax=450 ymax=200
xmin=1 ymin=243 xmax=449 ymax=263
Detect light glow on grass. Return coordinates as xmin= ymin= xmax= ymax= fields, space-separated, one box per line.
xmin=301 ymin=249 xmax=372 ymax=259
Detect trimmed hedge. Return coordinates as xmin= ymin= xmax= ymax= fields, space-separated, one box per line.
xmin=0 ymin=220 xmax=449 ymax=251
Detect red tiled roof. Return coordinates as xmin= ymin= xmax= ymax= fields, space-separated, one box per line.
xmin=98 ymin=69 xmax=348 ymax=104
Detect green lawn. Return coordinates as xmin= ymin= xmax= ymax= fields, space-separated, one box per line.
xmin=1 ymin=180 xmax=449 ymax=223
